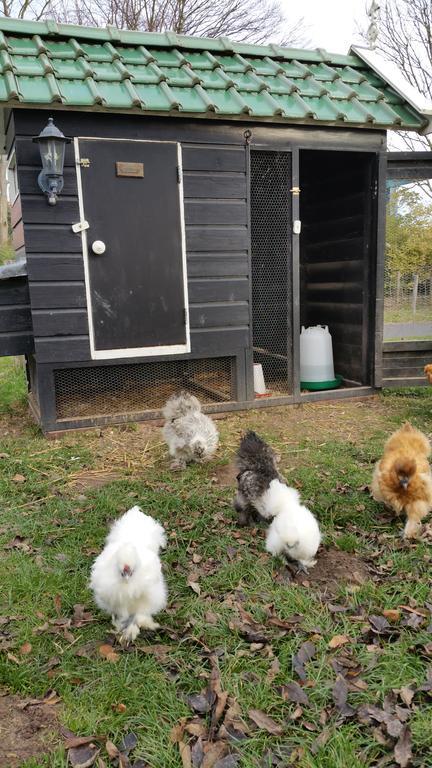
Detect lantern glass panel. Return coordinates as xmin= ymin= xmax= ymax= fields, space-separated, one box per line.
xmin=40 ymin=138 xmax=65 ymax=175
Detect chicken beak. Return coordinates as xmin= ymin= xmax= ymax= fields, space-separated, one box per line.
xmin=400 ymin=478 xmax=408 ymax=490
xmin=121 ymin=565 xmax=132 ymax=579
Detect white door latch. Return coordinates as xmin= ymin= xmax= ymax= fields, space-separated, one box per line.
xmin=72 ymin=220 xmax=89 ymax=233
xmin=92 ymin=240 xmax=106 ymax=255
xmin=293 ymin=220 xmax=302 ymax=235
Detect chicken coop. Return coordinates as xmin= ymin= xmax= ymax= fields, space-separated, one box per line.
xmin=0 ymin=17 xmax=431 ymax=433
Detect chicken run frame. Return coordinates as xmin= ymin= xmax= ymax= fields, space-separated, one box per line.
xmin=0 ymin=17 xmax=431 ymax=433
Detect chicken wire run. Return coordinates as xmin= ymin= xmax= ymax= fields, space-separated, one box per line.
xmin=54 ymin=358 xmax=234 ymax=420
xmin=250 ymin=150 xmax=293 ymax=397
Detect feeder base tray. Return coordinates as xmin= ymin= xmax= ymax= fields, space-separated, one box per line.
xmin=300 ymin=374 xmax=343 ymax=391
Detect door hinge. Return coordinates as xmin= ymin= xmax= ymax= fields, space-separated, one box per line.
xmin=177 ymin=166 xmax=182 ymax=184
xmin=293 ymin=220 xmax=302 ymax=235
xmin=372 ymin=179 xmax=378 ymax=198
xmin=72 ymin=220 xmax=89 ymax=233
xmin=290 ymin=186 xmax=300 ymax=196
xmin=78 ymin=158 xmax=91 ymax=168
xmin=183 ymin=307 xmax=188 ymax=325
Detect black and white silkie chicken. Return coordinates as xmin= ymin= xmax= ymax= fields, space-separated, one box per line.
xmin=234 ymin=431 xmax=321 ymax=571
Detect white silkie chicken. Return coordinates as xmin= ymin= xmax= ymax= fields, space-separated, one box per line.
xmin=90 ymin=506 xmax=167 ymax=644
xmin=162 ymin=391 xmax=219 ymax=469
xmin=265 ymin=482 xmax=321 ymax=571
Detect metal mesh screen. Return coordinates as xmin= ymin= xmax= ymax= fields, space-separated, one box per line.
xmin=54 ymin=358 xmax=234 ymax=420
xmin=250 ymin=150 xmax=292 ymax=396
xmin=384 ymin=177 xmax=432 ymax=342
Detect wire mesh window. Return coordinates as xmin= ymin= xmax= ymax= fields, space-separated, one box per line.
xmin=385 ymin=177 xmax=432 ymax=342
xmin=54 ymin=357 xmax=234 ymax=420
xmin=250 ymin=150 xmax=293 ymax=396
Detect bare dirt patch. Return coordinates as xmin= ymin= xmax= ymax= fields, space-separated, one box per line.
xmin=0 ymin=694 xmax=60 ymax=767
xmin=211 ymin=461 xmax=237 ymax=488
xmin=276 ymin=547 xmax=370 ymax=591
xmin=68 ymin=469 xmax=122 ymax=491
xmin=307 ymin=547 xmax=370 ymax=590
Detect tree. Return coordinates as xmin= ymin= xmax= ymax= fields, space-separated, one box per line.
xmin=0 ymin=0 xmax=50 ymax=19
xmin=52 ymin=0 xmax=307 ymax=46
xmin=361 ymin=0 xmax=432 ymax=154
xmin=386 ymin=184 xmax=432 ymax=278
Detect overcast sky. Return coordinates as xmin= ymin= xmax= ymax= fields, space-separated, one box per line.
xmin=294 ymin=0 xmax=368 ymax=53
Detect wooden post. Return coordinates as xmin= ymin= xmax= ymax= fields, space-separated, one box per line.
xmin=396 ymin=271 xmax=401 ymax=304
xmin=412 ymin=273 xmax=419 ymax=316
xmin=0 ymin=154 xmax=8 ymax=247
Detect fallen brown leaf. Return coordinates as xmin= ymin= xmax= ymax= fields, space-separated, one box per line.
xmin=266 ymin=657 xmax=281 ymax=684
xmin=119 ymin=732 xmax=138 ymax=754
xmin=68 ymin=743 xmax=100 ymax=768
xmin=293 ymin=641 xmax=316 ymax=681
xmin=332 ymin=675 xmax=356 ymax=718
xmin=170 ymin=719 xmax=187 ymax=744
xmin=398 ymin=685 xmax=415 ymax=707
xmin=369 ymin=615 xmax=392 ymax=634
xmin=19 ymin=641 xmax=32 ymax=655
xmin=311 ymin=728 xmax=331 ymax=754
xmin=328 ymin=634 xmax=350 ymax=650
xmin=383 ymin=609 xmax=401 ymax=622
xmin=105 ymin=740 xmax=119 ymax=759
xmin=248 ymin=709 xmax=283 ymax=736
xmin=280 ymin=681 xmax=310 ymax=706
xmin=187 ymin=580 xmax=201 ymax=596
xmin=12 ymin=473 xmax=26 ymax=483
xmin=64 ymin=736 xmax=98 ymax=750
xmin=213 ymin=756 xmax=239 ymax=768
xmin=178 ymin=741 xmax=192 ymax=768
xmin=72 ymin=604 xmax=94 ymax=627
xmin=394 ymin=725 xmax=412 ymax=768
xmin=201 ymin=742 xmax=228 ymax=768
xmin=54 ymin=594 xmax=62 ymax=616
xmin=98 ymin=644 xmax=119 ymax=663
xmin=187 ymin=690 xmax=216 ymax=715
xmin=111 ymin=702 xmax=127 ymax=713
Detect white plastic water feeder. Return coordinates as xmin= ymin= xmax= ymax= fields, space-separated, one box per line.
xmin=300 ymin=325 xmax=342 ymax=391
xmin=253 ymin=362 xmax=269 ymax=396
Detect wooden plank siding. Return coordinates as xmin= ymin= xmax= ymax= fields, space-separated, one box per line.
xmin=0 ymin=276 xmax=34 ymax=356
xmin=382 ymin=341 xmax=432 ymax=387
xmin=12 ymin=110 xmax=249 ymax=365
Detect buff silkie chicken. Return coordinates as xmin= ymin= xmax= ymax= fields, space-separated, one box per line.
xmin=371 ymin=422 xmax=432 ymax=539
xmin=90 ymin=506 xmax=167 ymax=644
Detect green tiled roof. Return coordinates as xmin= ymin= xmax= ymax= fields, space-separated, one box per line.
xmin=0 ymin=17 xmax=426 ymax=130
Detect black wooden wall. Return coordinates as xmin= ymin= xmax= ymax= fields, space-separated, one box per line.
xmin=8 ymin=110 xmax=250 ymax=367
xmin=382 ymin=341 xmax=432 ymax=387
xmin=0 ymin=275 xmax=33 ymax=356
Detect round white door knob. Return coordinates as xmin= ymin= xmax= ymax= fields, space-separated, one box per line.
xmin=92 ymin=240 xmax=106 ymax=255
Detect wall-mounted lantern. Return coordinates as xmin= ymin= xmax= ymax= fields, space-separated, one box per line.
xmin=32 ymin=117 xmax=71 ymax=206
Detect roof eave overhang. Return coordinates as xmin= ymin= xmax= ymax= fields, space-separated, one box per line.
xmin=1 ymin=101 xmax=395 ymax=133
xmin=350 ymin=45 xmax=431 ymax=134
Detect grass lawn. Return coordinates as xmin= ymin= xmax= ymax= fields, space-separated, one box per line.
xmin=384 ymin=300 xmax=432 ymax=326
xmin=0 ymin=358 xmax=431 ymax=767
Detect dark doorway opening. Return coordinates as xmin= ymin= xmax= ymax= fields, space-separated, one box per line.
xmin=299 ymin=150 xmax=377 ymax=389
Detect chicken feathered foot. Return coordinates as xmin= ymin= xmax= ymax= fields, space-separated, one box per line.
xmin=284 ymin=555 xmax=309 ymax=578
xmin=118 ymin=614 xmax=160 ymax=646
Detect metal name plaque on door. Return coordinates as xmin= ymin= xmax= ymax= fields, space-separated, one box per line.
xmin=116 ymin=161 xmax=144 ymax=177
